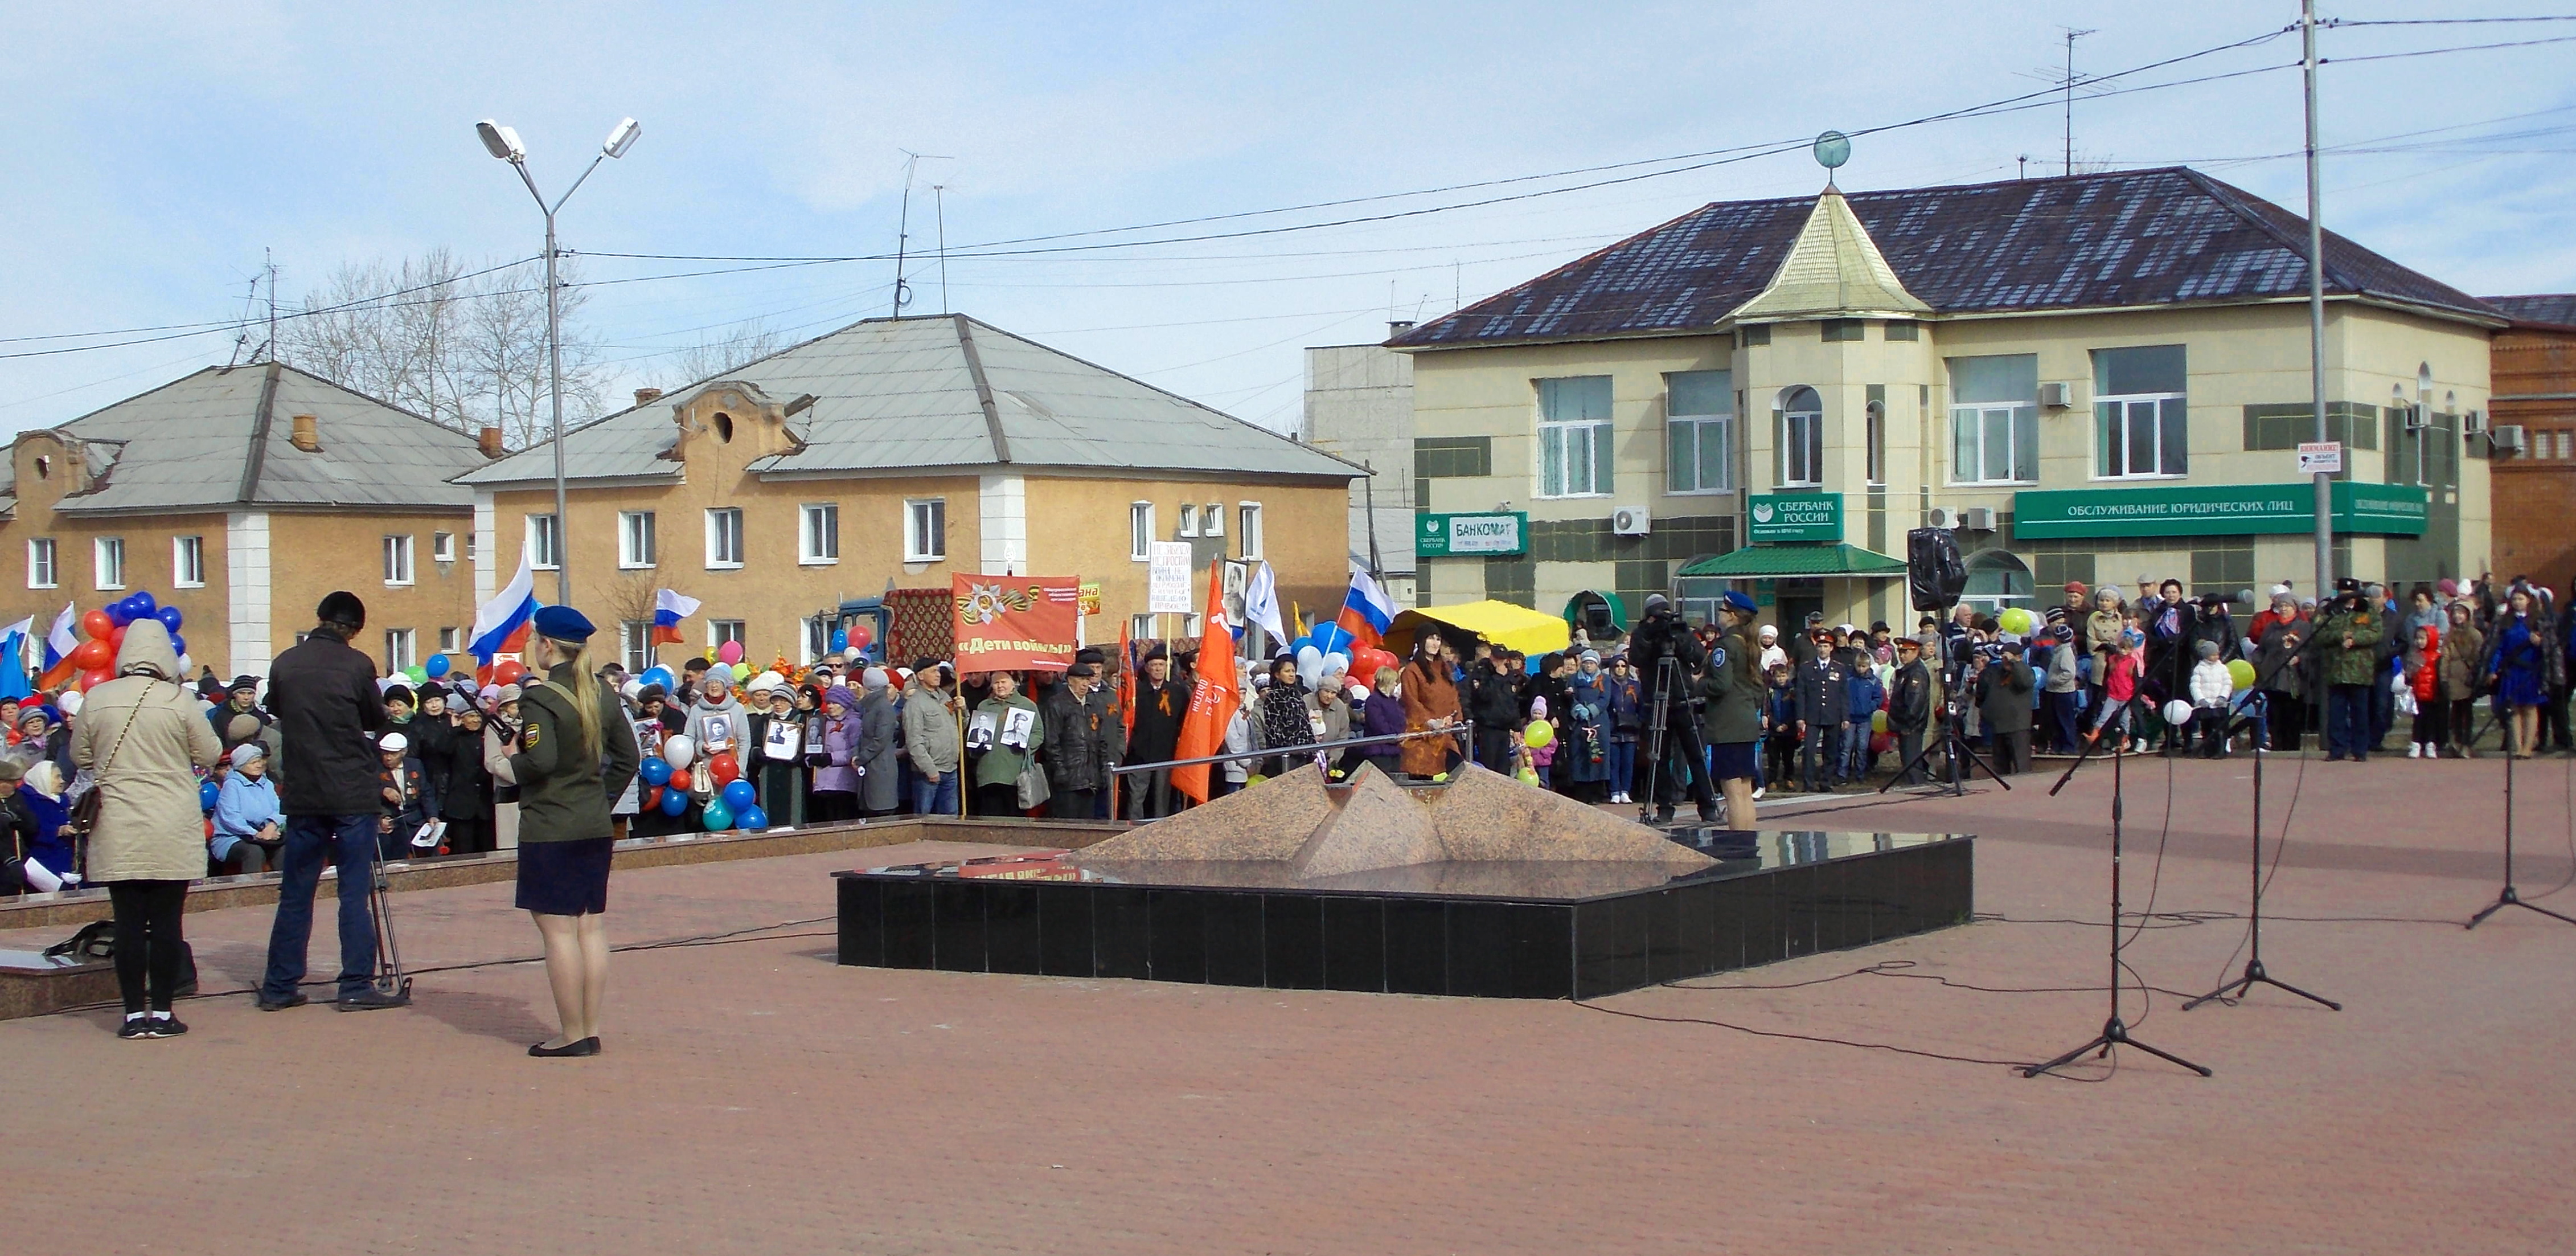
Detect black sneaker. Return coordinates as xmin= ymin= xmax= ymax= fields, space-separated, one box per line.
xmin=145 ymin=1016 xmax=188 ymax=1037
xmin=336 ymin=988 xmax=410 ymax=1012
xmin=255 ymin=992 xmax=310 ymax=1012
xmin=117 ymin=1018 xmax=153 ymax=1040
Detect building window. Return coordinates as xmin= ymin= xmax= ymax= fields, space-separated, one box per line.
xmin=1130 ymin=502 xmax=1155 ymax=561
xmin=1960 ymin=549 xmax=2036 ymax=615
xmin=620 ymin=621 xmax=652 ymax=674
xmin=1664 ymin=370 xmax=1733 ymax=495
xmin=93 ymin=537 xmax=125 ymax=591
xmin=1950 ymin=354 xmax=2040 ymax=485
xmin=466 ymin=533 xmax=479 ymax=561
xmin=438 ymin=627 xmax=459 ymax=653
xmin=906 ymin=498 xmax=947 ymax=562
xmin=709 ymin=619 xmax=746 ymax=652
xmin=1865 ymin=399 xmax=1887 ymax=486
xmin=27 ymin=538 xmax=55 ymax=590
xmin=1820 ymin=318 xmax=1866 ymax=342
xmin=1538 ymin=375 xmax=1614 ymax=498
xmin=1777 ymin=386 xmax=1824 ymax=488
xmin=1737 ymin=325 xmax=1771 ymax=348
xmin=1130 ymin=613 xmax=1157 ymax=639
xmin=1178 ymin=504 xmax=1200 ymax=537
xmin=2092 ymin=345 xmax=2188 ymax=478
xmin=382 ymin=534 xmax=415 ymax=587
xmin=384 ymin=628 xmax=416 ymax=672
xmin=1237 ymin=502 xmax=1265 ymax=559
xmin=431 ymin=531 xmax=456 ymax=564
xmin=173 ymin=535 xmax=206 ymax=588
xmin=799 ymin=503 xmax=840 ymax=564
xmin=526 ymin=514 xmax=560 ymax=570
xmin=618 ymin=511 xmax=657 ymax=568
xmin=1884 ymin=321 xmax=1920 ymax=342
xmin=1201 ymin=504 xmax=1224 ymax=537
xmin=705 ymin=508 xmax=744 ymax=569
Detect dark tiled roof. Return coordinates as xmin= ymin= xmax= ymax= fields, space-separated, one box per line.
xmin=1393 ymin=168 xmax=2501 ymax=348
xmin=2483 ymin=294 xmax=2576 ymax=329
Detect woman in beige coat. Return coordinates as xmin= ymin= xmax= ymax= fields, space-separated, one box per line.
xmin=72 ymin=619 xmax=223 ymax=1038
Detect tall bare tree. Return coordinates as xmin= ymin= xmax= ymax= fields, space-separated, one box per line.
xmin=666 ymin=318 xmax=791 ymax=389
xmin=279 ymin=251 xmax=609 ymax=449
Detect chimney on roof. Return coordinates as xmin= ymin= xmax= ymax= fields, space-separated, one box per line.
xmin=478 ymin=426 xmax=505 ymax=459
xmin=635 ymin=387 xmax=663 ymax=407
xmin=1388 ymin=320 xmax=1416 ymax=336
xmin=289 ymin=414 xmax=321 ymax=453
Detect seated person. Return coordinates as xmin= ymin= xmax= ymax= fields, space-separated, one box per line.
xmin=210 ymin=743 xmax=286 ymax=875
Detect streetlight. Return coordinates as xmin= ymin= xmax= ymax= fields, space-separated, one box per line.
xmin=474 ymin=115 xmax=642 ymax=604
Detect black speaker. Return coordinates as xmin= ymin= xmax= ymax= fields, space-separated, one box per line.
xmin=1907 ymin=527 xmax=1967 ymax=612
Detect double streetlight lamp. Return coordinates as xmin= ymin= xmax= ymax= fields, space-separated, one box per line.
xmin=474 ymin=115 xmax=642 ymax=604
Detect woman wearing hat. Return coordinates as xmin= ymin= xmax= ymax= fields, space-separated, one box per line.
xmin=210 ymin=742 xmax=285 ymax=874
xmin=493 ymin=606 xmax=640 ymax=1057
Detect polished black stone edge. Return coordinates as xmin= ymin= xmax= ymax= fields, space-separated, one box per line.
xmin=835 ymin=837 xmax=1973 ymax=1000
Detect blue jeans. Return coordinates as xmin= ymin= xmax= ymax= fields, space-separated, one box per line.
xmin=1842 ymin=721 xmax=1873 ymax=779
xmin=1605 ymin=739 xmax=1636 ymax=795
xmin=910 ymin=770 xmax=959 ymax=816
xmin=262 ymin=813 xmax=380 ymax=1001
xmin=2327 ymin=685 xmax=2373 ymax=760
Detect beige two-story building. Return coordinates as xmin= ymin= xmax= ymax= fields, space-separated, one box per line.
xmin=1392 ymin=167 xmax=2503 ymax=635
xmin=456 ymin=314 xmax=1360 ymax=671
xmin=1 ymin=361 xmax=489 ymax=678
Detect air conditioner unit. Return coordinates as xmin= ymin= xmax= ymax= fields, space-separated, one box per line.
xmin=1925 ymin=506 xmax=1957 ymax=529
xmin=2491 ymin=424 xmax=2526 ymax=453
xmin=2465 ymin=410 xmax=2487 ymax=436
xmin=1960 ymin=506 xmax=1996 ymax=531
xmin=2402 ymin=404 xmax=2427 ymax=432
xmin=2037 ymin=381 xmax=2073 ymax=409
xmin=1611 ymin=504 xmax=1652 ymax=537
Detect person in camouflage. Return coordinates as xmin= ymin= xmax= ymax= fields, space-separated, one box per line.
xmin=2314 ymin=580 xmax=2385 ymax=762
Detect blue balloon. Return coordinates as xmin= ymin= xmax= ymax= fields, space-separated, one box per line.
xmin=658 ymin=786 xmax=690 ymax=816
xmin=129 ymin=591 xmax=157 ymax=616
xmin=641 ymin=666 xmax=675 ymax=690
xmin=830 ymin=628 xmax=850 ymax=652
xmin=199 ymin=780 xmax=220 ymax=810
xmin=700 ymin=801 xmax=734 ymax=832
xmin=639 ymin=757 xmax=672 ymax=786
xmin=424 ymin=653 xmax=450 ymax=678
xmin=736 ymin=805 xmax=768 ymax=832
xmin=105 ymin=602 xmax=134 ymax=628
xmin=721 ymin=779 xmax=756 ymax=809
xmin=167 ymin=633 xmax=185 ymax=658
xmin=155 ymin=606 xmax=184 ymax=633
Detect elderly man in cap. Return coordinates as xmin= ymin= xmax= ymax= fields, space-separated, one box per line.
xmin=259 ymin=591 xmax=405 ymax=1012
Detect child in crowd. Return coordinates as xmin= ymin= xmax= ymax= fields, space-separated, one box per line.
xmin=2086 ymin=629 xmax=2144 ymax=752
xmin=2188 ymin=639 xmax=2234 ymax=759
xmin=1763 ymin=662 xmax=1799 ymax=790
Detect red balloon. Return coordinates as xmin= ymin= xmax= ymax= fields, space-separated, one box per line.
xmin=666 ymin=768 xmax=692 ymax=793
xmin=107 ymin=624 xmax=128 ymax=650
xmin=708 ymin=751 xmax=740 ymax=785
xmin=79 ymin=667 xmax=113 ymax=690
xmin=643 ymin=785 xmax=663 ymax=811
xmin=493 ymin=660 xmax=527 ymax=686
xmin=69 ymin=639 xmax=112 ymax=670
xmin=847 ymin=623 xmax=873 ymax=648
xmin=81 ymin=609 xmax=114 ymax=641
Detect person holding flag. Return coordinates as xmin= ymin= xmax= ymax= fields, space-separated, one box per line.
xmin=1170 ymin=558 xmax=1238 ymax=806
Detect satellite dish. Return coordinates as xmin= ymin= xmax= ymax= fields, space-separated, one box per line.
xmin=1814 ymin=130 xmax=1852 ymax=171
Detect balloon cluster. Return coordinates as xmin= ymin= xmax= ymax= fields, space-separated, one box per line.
xmin=67 ymin=592 xmax=187 ymax=689
xmin=636 ymin=733 xmax=768 ymax=832
xmin=1275 ymin=636 xmax=1401 ymax=694
xmin=390 ymin=653 xmax=456 ymax=688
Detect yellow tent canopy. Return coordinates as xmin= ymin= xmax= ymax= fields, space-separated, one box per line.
xmin=1383 ymin=600 xmax=1573 ymax=658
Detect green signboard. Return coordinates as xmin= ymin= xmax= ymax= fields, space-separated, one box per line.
xmin=2011 ymin=481 xmax=2428 ymax=539
xmin=1746 ymin=493 xmax=1843 ymax=543
xmin=1416 ymin=511 xmax=1528 ymax=557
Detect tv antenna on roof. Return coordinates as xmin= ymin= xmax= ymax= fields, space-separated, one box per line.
xmin=891 ymin=150 xmax=953 ymax=317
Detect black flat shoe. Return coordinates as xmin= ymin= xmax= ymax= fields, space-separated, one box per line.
xmin=528 ymin=1037 xmax=600 ymax=1058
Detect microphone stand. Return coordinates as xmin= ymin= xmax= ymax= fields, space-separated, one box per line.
xmin=2025 ymin=706 xmax=2211 ymax=1079
xmin=2187 ymin=633 xmax=2342 ymax=1011
xmin=2466 ymin=739 xmax=2576 ymax=929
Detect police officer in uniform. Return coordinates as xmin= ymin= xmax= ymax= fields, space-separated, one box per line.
xmin=1626 ymin=594 xmax=1720 ymax=824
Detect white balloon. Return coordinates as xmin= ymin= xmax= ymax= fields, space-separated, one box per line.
xmin=662 ymin=734 xmax=696 ymax=770
xmin=2161 ymin=699 xmax=2195 ymax=728
xmin=1323 ymin=651 xmax=1350 ymax=678
xmin=1348 ymin=684 xmax=1372 ymax=701
xmin=56 ymin=690 xmax=84 ymax=718
xmin=1296 ymin=645 xmax=1323 ymax=688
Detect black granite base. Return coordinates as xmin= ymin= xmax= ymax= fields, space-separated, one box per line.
xmin=835 ymin=832 xmax=1970 ymax=999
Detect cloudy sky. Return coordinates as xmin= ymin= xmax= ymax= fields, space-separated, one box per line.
xmin=3 ymin=1 xmax=2570 ymax=437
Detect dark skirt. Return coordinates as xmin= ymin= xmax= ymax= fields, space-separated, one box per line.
xmin=516 ymin=837 xmax=613 ymax=916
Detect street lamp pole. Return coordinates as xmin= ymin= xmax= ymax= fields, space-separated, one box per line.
xmin=2302 ymin=1 xmax=2333 ymax=600
xmin=476 ymin=117 xmax=641 ymax=606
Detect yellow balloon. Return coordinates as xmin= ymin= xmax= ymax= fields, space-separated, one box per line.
xmin=1871 ymin=710 xmax=1889 ymax=733
xmin=1517 ymin=768 xmax=1541 ymax=786
xmin=1523 ymin=719 xmax=1554 ymax=749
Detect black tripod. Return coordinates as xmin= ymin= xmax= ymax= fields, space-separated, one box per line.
xmin=363 ymin=841 xmax=414 ymax=1003
xmin=2026 ymin=717 xmax=2211 ymax=1079
xmin=1881 ymin=640 xmax=2009 ymax=797
xmin=2186 ymin=695 xmax=2341 ymax=1011
xmin=2466 ymin=743 xmax=2576 ymax=929
xmin=1634 ymin=653 xmax=1713 ymax=824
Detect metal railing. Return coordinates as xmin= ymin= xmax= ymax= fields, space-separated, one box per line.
xmin=1109 ymin=726 xmax=1467 ymax=775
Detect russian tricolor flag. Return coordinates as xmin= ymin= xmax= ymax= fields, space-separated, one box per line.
xmin=650 ymin=588 xmax=700 ymax=645
xmin=1313 ymin=569 xmax=1397 ymax=657
xmin=469 ymin=557 xmax=537 ymax=664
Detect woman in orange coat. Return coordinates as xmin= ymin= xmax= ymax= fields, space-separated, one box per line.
xmin=1397 ymin=630 xmax=1462 ymax=778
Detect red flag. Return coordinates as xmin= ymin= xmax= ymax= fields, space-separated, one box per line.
xmin=1117 ymin=623 xmax=1135 ymax=736
xmin=1170 ymin=560 xmax=1237 ymax=804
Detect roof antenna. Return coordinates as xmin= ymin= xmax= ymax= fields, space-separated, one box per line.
xmin=891 ymin=150 xmax=952 ymax=317
xmin=933 ymin=182 xmax=950 ymax=315
xmin=2062 ymin=27 xmax=2096 ymax=175
xmin=263 ymin=248 xmax=279 ymax=362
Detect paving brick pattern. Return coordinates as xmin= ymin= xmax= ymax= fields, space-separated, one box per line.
xmin=5 ymin=755 xmax=2574 ymax=1254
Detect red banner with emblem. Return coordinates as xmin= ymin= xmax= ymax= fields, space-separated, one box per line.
xmin=951 ymin=575 xmax=1080 ymax=673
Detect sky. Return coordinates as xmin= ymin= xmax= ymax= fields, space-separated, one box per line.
xmin=2 ymin=1 xmax=2570 ymax=439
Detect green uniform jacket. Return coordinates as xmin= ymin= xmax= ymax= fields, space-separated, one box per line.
xmin=1695 ymin=626 xmax=1766 ymax=746
xmin=507 ymin=662 xmax=643 ymax=845
xmin=970 ymin=694 xmax=1044 ymax=790
xmin=2313 ymin=607 xmax=2384 ymax=688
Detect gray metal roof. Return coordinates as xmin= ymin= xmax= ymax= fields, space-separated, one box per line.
xmin=457 ymin=314 xmax=1360 ymax=488
xmin=43 ymin=362 xmax=483 ymax=516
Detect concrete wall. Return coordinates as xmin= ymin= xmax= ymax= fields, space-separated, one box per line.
xmin=1302 ymin=342 xmax=1417 ymax=579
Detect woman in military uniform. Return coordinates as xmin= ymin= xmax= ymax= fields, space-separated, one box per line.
xmin=491 ymin=606 xmax=641 ymax=1058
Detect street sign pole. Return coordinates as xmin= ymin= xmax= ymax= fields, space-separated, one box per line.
xmin=2303 ymin=0 xmax=2334 ymax=596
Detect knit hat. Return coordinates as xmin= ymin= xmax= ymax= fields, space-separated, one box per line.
xmin=2065 ymin=580 xmax=2089 ymax=594
xmin=2196 ymin=639 xmax=2221 ymax=659
xmin=1758 ymin=624 xmax=1777 ymax=639
xmin=383 ymin=684 xmax=414 ymax=708
xmin=704 ymin=663 xmax=735 ymax=688
xmin=229 ymin=742 xmax=267 ymax=768
xmin=862 ymin=666 xmax=890 ymax=691
xmin=824 ymin=684 xmax=857 ymax=709
xmin=495 ymin=684 xmax=522 ymax=705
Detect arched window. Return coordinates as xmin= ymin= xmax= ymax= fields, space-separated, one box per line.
xmin=1962 ymin=547 xmax=2035 ymax=615
xmin=1776 ymin=386 xmax=1823 ymax=487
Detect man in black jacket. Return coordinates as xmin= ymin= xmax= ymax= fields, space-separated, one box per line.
xmin=1465 ymin=648 xmax=1522 ymax=773
xmin=1041 ymin=664 xmax=1119 ymax=821
xmin=1886 ymin=637 xmax=1934 ymax=785
xmin=1123 ymin=647 xmax=1189 ymax=819
xmin=1975 ymin=640 xmax=2038 ymax=775
xmin=257 ymin=591 xmax=404 ymax=1012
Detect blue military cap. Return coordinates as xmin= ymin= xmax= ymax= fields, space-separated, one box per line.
xmin=1719 ymin=590 xmax=1757 ymax=616
xmin=531 ymin=605 xmax=597 ymax=643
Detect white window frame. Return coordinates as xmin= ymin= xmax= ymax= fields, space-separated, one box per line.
xmin=618 ymin=511 xmax=657 ymax=570
xmin=1130 ymin=613 xmax=1156 ymax=639
xmin=382 ymin=534 xmax=415 ymax=587
xmin=27 ymin=538 xmax=56 ymax=590
xmin=1950 ymin=403 xmax=2039 ymax=485
xmin=799 ymin=502 xmax=840 ymax=566
xmin=1130 ymin=502 xmax=1155 ymax=562
xmin=905 ymin=498 xmax=947 ymax=563
xmin=1777 ymin=388 xmax=1824 ymax=488
xmin=526 ymin=514 xmax=560 ymax=570
xmin=430 ymin=531 xmax=456 ymax=564
xmin=1202 ymin=504 xmax=1224 ymax=537
xmin=1537 ymin=377 xmax=1614 ymax=500
xmin=173 ymin=535 xmax=206 ymax=588
xmin=620 ymin=621 xmax=652 ymax=674
xmin=384 ymin=628 xmax=416 ymax=672
xmin=1179 ymin=503 xmax=1200 ymax=537
xmin=708 ymin=619 xmax=746 ymax=652
xmin=438 ymin=627 xmax=459 ymax=653
xmin=705 ymin=508 xmax=744 ymax=570
xmin=93 ymin=536 xmax=125 ymax=591
xmin=1237 ymin=502 xmax=1264 ymax=560
xmin=1866 ymin=400 xmax=1888 ymax=487
xmin=2093 ymin=392 xmax=2188 ymax=480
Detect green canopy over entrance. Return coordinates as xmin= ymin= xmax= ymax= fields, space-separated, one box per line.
xmin=1675 ymin=543 xmax=1907 ymax=580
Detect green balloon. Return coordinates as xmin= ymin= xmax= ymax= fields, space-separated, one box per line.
xmin=404 ymin=665 xmax=429 ymax=684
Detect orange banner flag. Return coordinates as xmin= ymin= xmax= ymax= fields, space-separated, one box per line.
xmin=1169 ymin=559 xmax=1238 ymax=804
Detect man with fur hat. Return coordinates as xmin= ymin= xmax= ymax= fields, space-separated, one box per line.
xmin=1123 ymin=644 xmax=1190 ymax=819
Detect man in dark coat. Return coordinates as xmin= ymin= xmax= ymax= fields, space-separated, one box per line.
xmin=1041 ymin=663 xmax=1120 ymax=821
xmin=257 ymin=591 xmax=403 ymax=1012
xmin=209 ymin=676 xmax=270 ymax=754
xmin=1886 ymin=637 xmax=1934 ymax=785
xmin=1791 ymin=629 xmax=1849 ymax=792
xmin=1123 ymin=647 xmax=1189 ymax=819
xmin=1975 ymin=640 xmax=2037 ymax=775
